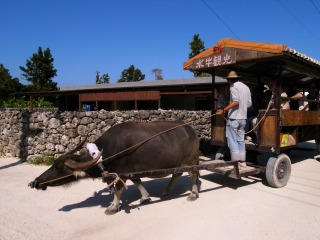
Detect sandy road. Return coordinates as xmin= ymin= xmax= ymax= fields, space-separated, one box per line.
xmin=1 ymin=148 xmax=320 ymax=240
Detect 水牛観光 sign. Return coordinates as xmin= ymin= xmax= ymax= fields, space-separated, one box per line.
xmin=192 ymin=51 xmax=236 ymax=70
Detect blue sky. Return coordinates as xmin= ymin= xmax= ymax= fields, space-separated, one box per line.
xmin=1 ymin=0 xmax=320 ymax=87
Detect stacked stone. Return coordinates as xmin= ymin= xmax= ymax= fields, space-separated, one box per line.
xmin=0 ymin=109 xmax=211 ymax=160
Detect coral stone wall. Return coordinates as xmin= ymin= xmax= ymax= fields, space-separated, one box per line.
xmin=0 ymin=109 xmax=212 ymax=161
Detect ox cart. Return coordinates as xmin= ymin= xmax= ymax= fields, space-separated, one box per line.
xmin=182 ymin=38 xmax=320 ymax=188
xmin=104 ymin=38 xmax=320 ymax=190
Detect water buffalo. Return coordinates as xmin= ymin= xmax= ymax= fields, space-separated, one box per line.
xmin=29 ymin=121 xmax=200 ymax=215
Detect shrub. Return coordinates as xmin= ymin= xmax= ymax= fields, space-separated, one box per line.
xmin=27 ymin=156 xmax=56 ymax=166
xmin=1 ymin=96 xmax=29 ymax=108
xmin=1 ymin=96 xmax=54 ymax=108
xmin=33 ymin=97 xmax=54 ymax=108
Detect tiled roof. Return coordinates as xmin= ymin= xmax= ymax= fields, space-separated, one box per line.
xmin=284 ymin=47 xmax=320 ymax=66
xmin=59 ymin=76 xmax=226 ymax=92
xmin=183 ymin=38 xmax=320 ymax=70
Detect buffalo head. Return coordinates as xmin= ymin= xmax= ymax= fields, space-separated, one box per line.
xmin=29 ymin=137 xmax=102 ymax=190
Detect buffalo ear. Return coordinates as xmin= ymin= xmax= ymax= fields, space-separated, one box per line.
xmin=79 ymin=148 xmax=88 ymax=154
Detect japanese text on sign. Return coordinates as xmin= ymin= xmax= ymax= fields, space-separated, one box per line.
xmin=192 ymin=51 xmax=236 ymax=70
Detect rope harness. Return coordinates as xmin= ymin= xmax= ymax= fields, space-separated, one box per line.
xmin=95 ymin=121 xmax=205 ymax=189
xmin=36 ymin=95 xmax=274 ymax=188
xmin=37 ymin=121 xmax=200 ymax=187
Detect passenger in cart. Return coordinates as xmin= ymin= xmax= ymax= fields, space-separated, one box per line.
xmin=305 ymin=83 xmax=319 ymax=111
xmin=286 ymin=84 xmax=304 ymax=110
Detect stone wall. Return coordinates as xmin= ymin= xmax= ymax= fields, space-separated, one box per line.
xmin=0 ymin=109 xmax=212 ymax=161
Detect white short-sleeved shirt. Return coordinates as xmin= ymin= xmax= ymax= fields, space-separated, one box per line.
xmin=228 ymin=81 xmax=252 ymax=119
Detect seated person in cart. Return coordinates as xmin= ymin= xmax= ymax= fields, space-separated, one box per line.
xmin=305 ymin=83 xmax=319 ymax=111
xmin=287 ymin=85 xmax=304 ymax=110
xmin=265 ymin=82 xmax=303 ymax=110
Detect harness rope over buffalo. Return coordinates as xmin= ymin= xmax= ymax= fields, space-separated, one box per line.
xmin=32 ymin=120 xmax=197 ymax=188
xmin=32 ymin=95 xmax=274 ymax=190
xmin=30 ymin=120 xmax=201 ymax=215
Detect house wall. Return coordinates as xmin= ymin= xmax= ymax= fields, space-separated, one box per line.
xmin=160 ymin=94 xmax=212 ymax=110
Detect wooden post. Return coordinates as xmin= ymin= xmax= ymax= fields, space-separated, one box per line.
xmin=29 ymin=95 xmax=33 ymax=110
xmin=212 ymin=69 xmax=216 ymax=111
xmin=275 ymin=62 xmax=283 ymax=154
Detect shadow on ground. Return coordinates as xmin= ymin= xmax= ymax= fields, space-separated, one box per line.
xmin=58 ymin=146 xmax=319 ymax=214
xmin=0 ymin=159 xmax=23 ymax=170
xmin=59 ymin=175 xmax=198 ymax=214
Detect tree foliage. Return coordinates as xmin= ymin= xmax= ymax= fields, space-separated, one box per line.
xmin=188 ymin=34 xmax=208 ymax=77
xmin=118 ymin=65 xmax=145 ymax=83
xmin=1 ymin=96 xmax=54 ymax=108
xmin=188 ymin=34 xmax=205 ymax=59
xmin=0 ymin=64 xmax=23 ymax=102
xmin=151 ymin=68 xmax=163 ymax=80
xmin=95 ymin=71 xmax=110 ymax=84
xmin=19 ymin=47 xmax=58 ymax=91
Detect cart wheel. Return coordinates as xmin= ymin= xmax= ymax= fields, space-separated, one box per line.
xmin=266 ymin=154 xmax=291 ymax=188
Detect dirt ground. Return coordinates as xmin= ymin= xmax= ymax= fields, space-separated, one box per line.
xmin=1 ymin=146 xmax=320 ymax=240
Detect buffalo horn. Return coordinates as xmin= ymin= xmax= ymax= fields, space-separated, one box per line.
xmin=65 ymin=150 xmax=102 ymax=170
xmin=67 ymin=135 xmax=88 ymax=155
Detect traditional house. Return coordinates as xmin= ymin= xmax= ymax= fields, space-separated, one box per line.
xmin=29 ymin=77 xmax=226 ymax=111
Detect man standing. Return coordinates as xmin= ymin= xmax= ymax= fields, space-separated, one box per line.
xmin=216 ymin=71 xmax=252 ymax=168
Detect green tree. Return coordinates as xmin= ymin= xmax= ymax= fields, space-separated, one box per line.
xmin=188 ymin=34 xmax=205 ymax=59
xmin=19 ymin=47 xmax=58 ymax=91
xmin=96 ymin=71 xmax=110 ymax=84
xmin=0 ymin=64 xmax=23 ymax=102
xmin=118 ymin=65 xmax=145 ymax=83
xmin=151 ymin=68 xmax=163 ymax=80
xmin=188 ymin=34 xmax=207 ymax=77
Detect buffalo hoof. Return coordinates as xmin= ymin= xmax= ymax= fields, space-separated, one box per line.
xmin=140 ymin=197 xmax=151 ymax=204
xmin=105 ymin=204 xmax=120 ymax=215
xmin=187 ymin=192 xmax=198 ymax=201
xmin=160 ymin=192 xmax=171 ymax=200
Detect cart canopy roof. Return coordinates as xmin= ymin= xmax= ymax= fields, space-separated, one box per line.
xmin=183 ymin=38 xmax=320 ymax=87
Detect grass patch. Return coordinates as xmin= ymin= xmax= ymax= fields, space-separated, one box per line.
xmin=27 ymin=156 xmax=56 ymax=166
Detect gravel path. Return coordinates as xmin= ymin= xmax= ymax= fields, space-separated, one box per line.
xmin=1 ymin=149 xmax=320 ymax=240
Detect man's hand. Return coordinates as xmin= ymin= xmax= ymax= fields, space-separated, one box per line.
xmin=216 ymin=109 xmax=224 ymax=115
